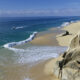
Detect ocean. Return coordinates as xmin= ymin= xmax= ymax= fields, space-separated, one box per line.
xmin=0 ymin=16 xmax=80 ymax=46
xmin=0 ymin=16 xmax=80 ymax=80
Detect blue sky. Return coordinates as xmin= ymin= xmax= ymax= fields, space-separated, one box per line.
xmin=0 ymin=0 xmax=80 ymax=17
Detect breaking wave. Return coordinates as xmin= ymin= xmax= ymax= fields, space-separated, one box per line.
xmin=61 ymin=22 xmax=70 ymax=27
xmin=3 ymin=32 xmax=37 ymax=50
xmin=11 ymin=26 xmax=25 ymax=30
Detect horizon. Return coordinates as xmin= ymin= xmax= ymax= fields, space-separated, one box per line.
xmin=0 ymin=0 xmax=80 ymax=17
xmin=0 ymin=16 xmax=80 ymax=18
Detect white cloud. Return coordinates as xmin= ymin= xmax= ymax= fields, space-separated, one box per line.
xmin=0 ymin=10 xmax=59 ymax=16
xmin=0 ymin=9 xmax=80 ymax=17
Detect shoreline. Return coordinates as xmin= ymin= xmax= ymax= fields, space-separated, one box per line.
xmin=30 ymin=21 xmax=80 ymax=47
xmin=57 ymin=21 xmax=80 ymax=46
xmin=27 ymin=24 xmax=66 ymax=80
xmin=2 ymin=20 xmax=80 ymax=80
xmin=28 ymin=58 xmax=59 ymax=80
xmin=28 ymin=21 xmax=80 ymax=80
xmin=30 ymin=27 xmax=64 ymax=46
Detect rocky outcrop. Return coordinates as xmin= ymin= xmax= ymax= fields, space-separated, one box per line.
xmin=53 ymin=32 xmax=80 ymax=80
xmin=67 ymin=32 xmax=80 ymax=51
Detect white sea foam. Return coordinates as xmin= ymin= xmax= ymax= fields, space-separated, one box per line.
xmin=3 ymin=32 xmax=37 ymax=49
xmin=15 ymin=26 xmax=24 ymax=29
xmin=24 ymin=78 xmax=31 ymax=80
xmin=61 ymin=22 xmax=70 ymax=27
xmin=61 ymin=20 xmax=80 ymax=28
xmin=70 ymin=20 xmax=80 ymax=24
xmin=8 ymin=46 xmax=67 ymax=64
xmin=11 ymin=26 xmax=25 ymax=30
xmin=57 ymin=26 xmax=61 ymax=28
xmin=3 ymin=31 xmax=67 ymax=64
xmin=2 ymin=24 xmax=68 ymax=65
xmin=70 ymin=21 xmax=74 ymax=23
xmin=0 ymin=46 xmax=67 ymax=66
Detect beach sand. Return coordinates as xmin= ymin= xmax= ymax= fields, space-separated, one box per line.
xmin=2 ymin=59 xmax=59 ymax=80
xmin=31 ymin=21 xmax=80 ymax=47
xmin=57 ymin=21 xmax=80 ymax=46
xmin=30 ymin=28 xmax=63 ymax=46
xmin=28 ymin=59 xmax=59 ymax=80
xmin=28 ymin=56 xmax=63 ymax=80
xmin=24 ymin=28 xmax=63 ymax=80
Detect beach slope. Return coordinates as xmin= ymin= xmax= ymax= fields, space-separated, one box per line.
xmin=57 ymin=21 xmax=80 ymax=46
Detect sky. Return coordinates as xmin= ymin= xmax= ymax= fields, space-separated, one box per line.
xmin=0 ymin=0 xmax=80 ymax=17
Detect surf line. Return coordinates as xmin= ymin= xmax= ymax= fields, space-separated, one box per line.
xmin=3 ymin=32 xmax=38 ymax=50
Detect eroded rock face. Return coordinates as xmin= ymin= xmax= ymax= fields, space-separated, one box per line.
xmin=54 ymin=32 xmax=80 ymax=80
xmin=67 ymin=32 xmax=80 ymax=51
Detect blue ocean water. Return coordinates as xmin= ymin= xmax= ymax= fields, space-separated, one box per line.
xmin=0 ymin=16 xmax=80 ymax=46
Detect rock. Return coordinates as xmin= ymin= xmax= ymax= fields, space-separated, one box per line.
xmin=62 ymin=31 xmax=70 ymax=36
xmin=67 ymin=32 xmax=80 ymax=51
xmin=56 ymin=30 xmax=71 ymax=38
xmin=53 ymin=32 xmax=80 ymax=80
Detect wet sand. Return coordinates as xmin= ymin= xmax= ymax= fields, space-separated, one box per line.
xmin=30 ymin=28 xmax=63 ymax=46
xmin=26 ymin=27 xmax=64 ymax=80
xmin=1 ymin=59 xmax=59 ymax=80
xmin=28 ymin=59 xmax=59 ymax=80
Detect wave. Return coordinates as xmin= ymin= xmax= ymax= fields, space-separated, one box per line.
xmin=70 ymin=21 xmax=75 ymax=23
xmin=61 ymin=20 xmax=80 ymax=27
xmin=6 ymin=46 xmax=67 ymax=64
xmin=24 ymin=78 xmax=32 ymax=80
xmin=57 ymin=22 xmax=70 ymax=29
xmin=11 ymin=26 xmax=25 ymax=30
xmin=3 ymin=32 xmax=37 ymax=49
xmin=61 ymin=22 xmax=70 ymax=27
xmin=3 ymin=32 xmax=67 ymax=65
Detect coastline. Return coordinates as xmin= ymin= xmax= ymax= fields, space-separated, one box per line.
xmin=31 ymin=21 xmax=80 ymax=47
xmin=27 ymin=24 xmax=65 ymax=80
xmin=28 ymin=21 xmax=80 ymax=80
xmin=57 ymin=21 xmax=80 ymax=46
xmin=30 ymin=27 xmax=64 ymax=46
xmin=2 ymin=20 xmax=80 ymax=80
xmin=1 ymin=17 xmax=80 ymax=80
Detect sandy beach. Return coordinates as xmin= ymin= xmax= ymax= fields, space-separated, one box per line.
xmin=30 ymin=28 xmax=64 ymax=46
xmin=28 ymin=59 xmax=59 ymax=80
xmin=57 ymin=21 xmax=80 ymax=46
xmin=28 ymin=21 xmax=80 ymax=80
xmin=2 ymin=21 xmax=80 ymax=80
xmin=31 ymin=21 xmax=80 ymax=47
